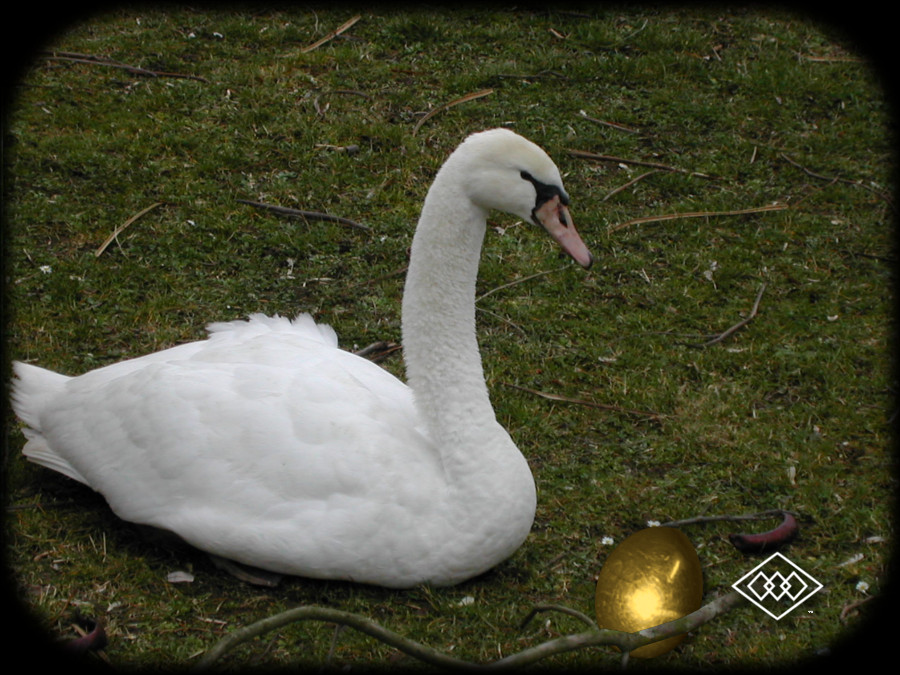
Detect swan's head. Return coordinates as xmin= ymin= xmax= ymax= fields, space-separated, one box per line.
xmin=451 ymin=128 xmax=593 ymax=269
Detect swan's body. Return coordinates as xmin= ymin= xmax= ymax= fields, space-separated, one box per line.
xmin=11 ymin=129 xmax=592 ymax=588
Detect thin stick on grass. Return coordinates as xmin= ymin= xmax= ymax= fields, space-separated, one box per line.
xmin=602 ymin=170 xmax=661 ymax=201
xmin=519 ymin=604 xmax=598 ymax=630
xmin=802 ymin=55 xmax=864 ymax=63
xmin=95 ymin=202 xmax=164 ymax=257
xmin=568 ymin=148 xmax=716 ymax=179
xmin=780 ymin=153 xmax=893 ymax=205
xmin=43 ymin=51 xmax=208 ymax=82
xmin=412 ymin=89 xmax=494 ymax=136
xmin=476 ymin=306 xmax=527 ymax=337
xmin=194 ymin=592 xmax=745 ymax=670
xmin=840 ymin=595 xmax=875 ymax=621
xmin=780 ymin=153 xmax=851 ymax=183
xmin=502 ymin=382 xmax=665 ymax=420
xmin=494 ymin=70 xmax=569 ymax=80
xmin=660 ymin=509 xmax=797 ymax=528
xmin=577 ymin=110 xmax=641 ymax=134
xmin=609 ymin=204 xmax=788 ymax=232
xmin=300 ymin=15 xmax=361 ymax=53
xmin=692 ymin=283 xmax=767 ymax=348
xmin=237 ymin=199 xmax=371 ymax=232
xmin=476 ymin=265 xmax=569 ymax=302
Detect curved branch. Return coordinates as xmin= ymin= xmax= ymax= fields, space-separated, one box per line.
xmin=194 ymin=592 xmax=745 ymax=670
xmin=492 ymin=591 xmax=744 ymax=670
xmin=518 ymin=603 xmax=598 ymax=630
xmin=194 ymin=605 xmax=483 ymax=671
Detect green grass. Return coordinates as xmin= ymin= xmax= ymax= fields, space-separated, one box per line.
xmin=4 ymin=6 xmax=894 ymax=670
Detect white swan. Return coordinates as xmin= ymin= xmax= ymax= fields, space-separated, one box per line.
xmin=11 ymin=129 xmax=592 ymax=588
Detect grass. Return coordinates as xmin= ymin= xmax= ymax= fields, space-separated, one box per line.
xmin=3 ymin=5 xmax=894 ymax=670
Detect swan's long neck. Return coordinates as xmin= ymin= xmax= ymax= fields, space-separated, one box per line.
xmin=401 ymin=164 xmax=507 ymax=476
xmin=398 ymin=137 xmax=538 ymax=579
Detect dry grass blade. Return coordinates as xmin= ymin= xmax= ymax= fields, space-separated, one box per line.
xmin=412 ymin=89 xmax=494 ymax=136
xmin=503 ymin=382 xmax=666 ymax=419
xmin=300 ymin=15 xmax=361 ymax=53
xmin=577 ymin=110 xmax=641 ymax=134
xmin=799 ymin=53 xmax=864 ymax=63
xmin=568 ymin=148 xmax=715 ymax=179
xmin=780 ymin=153 xmax=893 ymax=205
xmin=476 ymin=266 xmax=568 ymax=302
xmin=95 ymin=202 xmax=164 ymax=257
xmin=609 ymin=204 xmax=788 ymax=232
xmin=43 ymin=50 xmax=207 ymax=82
xmin=692 ymin=283 xmax=767 ymax=347
xmin=603 ymin=170 xmax=661 ymax=201
xmin=237 ymin=199 xmax=371 ymax=232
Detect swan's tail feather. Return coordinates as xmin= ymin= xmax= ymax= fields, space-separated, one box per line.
xmin=10 ymin=361 xmax=68 ymax=428
xmin=10 ymin=362 xmax=89 ymax=485
xmin=206 ymin=313 xmax=338 ymax=347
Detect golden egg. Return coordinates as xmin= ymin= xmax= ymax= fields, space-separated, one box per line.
xmin=594 ymin=527 xmax=703 ymax=658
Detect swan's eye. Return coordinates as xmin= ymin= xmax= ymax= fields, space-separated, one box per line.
xmin=520 ymin=170 xmax=569 ymax=207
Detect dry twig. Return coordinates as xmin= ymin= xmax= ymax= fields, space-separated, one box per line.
xmin=237 ymin=199 xmax=371 ymax=232
xmin=798 ymin=53 xmax=864 ymax=63
xmin=577 ymin=110 xmax=640 ymax=135
xmin=476 ymin=266 xmax=569 ymax=302
xmin=568 ymin=148 xmax=716 ymax=179
xmin=603 ymin=170 xmax=661 ymax=201
xmin=502 ymin=382 xmax=665 ymax=420
xmin=519 ymin=604 xmax=598 ymax=630
xmin=692 ymin=283 xmax=767 ymax=348
xmin=494 ymin=70 xmax=569 ymax=81
xmin=43 ymin=50 xmax=207 ymax=82
xmin=95 ymin=202 xmax=164 ymax=257
xmin=840 ymin=595 xmax=875 ymax=622
xmin=194 ymin=592 xmax=746 ymax=670
xmin=780 ymin=153 xmax=893 ymax=206
xmin=609 ymin=204 xmax=788 ymax=232
xmin=300 ymin=15 xmax=361 ymax=53
xmin=413 ymin=89 xmax=494 ymax=136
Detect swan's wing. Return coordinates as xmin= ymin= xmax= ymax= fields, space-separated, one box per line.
xmin=14 ymin=314 xmax=439 ymax=544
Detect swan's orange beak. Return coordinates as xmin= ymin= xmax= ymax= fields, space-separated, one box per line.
xmin=533 ymin=195 xmax=593 ymax=269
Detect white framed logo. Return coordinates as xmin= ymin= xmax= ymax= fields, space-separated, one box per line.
xmin=732 ymin=552 xmax=824 ymax=620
